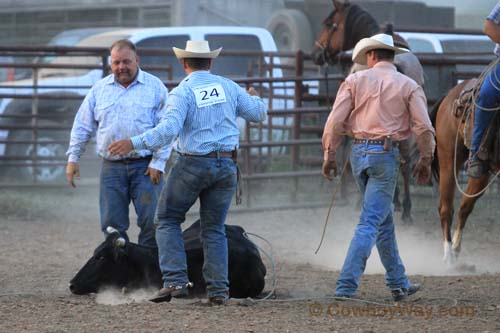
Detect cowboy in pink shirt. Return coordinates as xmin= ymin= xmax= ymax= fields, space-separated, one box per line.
xmin=321 ymin=34 xmax=435 ymax=301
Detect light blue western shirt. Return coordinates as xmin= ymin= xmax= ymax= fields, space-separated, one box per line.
xmin=487 ymin=1 xmax=500 ymax=56
xmin=131 ymin=70 xmax=267 ymax=154
xmin=66 ymin=69 xmax=172 ymax=171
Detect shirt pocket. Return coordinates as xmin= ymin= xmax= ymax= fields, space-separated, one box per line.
xmin=132 ymin=100 xmax=156 ymax=126
xmin=94 ymin=101 xmax=115 ymax=123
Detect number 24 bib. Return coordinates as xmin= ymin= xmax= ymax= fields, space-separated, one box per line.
xmin=192 ymin=84 xmax=227 ymax=108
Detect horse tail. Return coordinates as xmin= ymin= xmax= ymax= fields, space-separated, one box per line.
xmin=429 ymin=95 xmax=444 ymax=127
xmin=429 ymin=96 xmax=444 ymax=182
xmin=431 ymin=144 xmax=440 ymax=182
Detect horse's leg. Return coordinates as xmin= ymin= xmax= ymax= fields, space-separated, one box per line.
xmin=452 ymin=174 xmax=490 ymax=258
xmin=393 ymin=182 xmax=402 ymax=211
xmin=438 ymin=159 xmax=456 ymax=266
xmin=401 ymin=161 xmax=412 ymax=222
xmin=399 ymin=139 xmax=412 ymax=223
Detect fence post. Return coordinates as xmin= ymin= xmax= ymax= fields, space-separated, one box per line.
xmin=292 ymin=50 xmax=304 ymax=168
xmin=291 ymin=51 xmax=304 ymax=203
xmin=31 ymin=67 xmax=39 ymax=184
xmin=102 ymin=53 xmax=109 ymax=77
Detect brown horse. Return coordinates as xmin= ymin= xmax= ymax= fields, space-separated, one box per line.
xmin=311 ymin=0 xmax=423 ymax=85
xmin=430 ymin=79 xmax=499 ymax=266
xmin=311 ymin=0 xmax=423 ymax=222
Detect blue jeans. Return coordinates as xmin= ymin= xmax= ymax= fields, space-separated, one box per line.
xmin=100 ymin=158 xmax=163 ymax=248
xmin=336 ymin=144 xmax=410 ymax=295
xmin=471 ymin=61 xmax=500 ymax=155
xmin=155 ymin=154 xmax=237 ymax=299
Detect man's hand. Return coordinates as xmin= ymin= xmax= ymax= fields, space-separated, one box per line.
xmin=66 ymin=162 xmax=80 ymax=188
xmin=322 ymin=160 xmax=338 ymax=181
xmin=145 ymin=167 xmax=162 ymax=185
xmin=108 ymin=139 xmax=133 ymax=155
xmin=247 ymin=86 xmax=259 ymax=96
xmin=412 ymin=157 xmax=432 ymax=185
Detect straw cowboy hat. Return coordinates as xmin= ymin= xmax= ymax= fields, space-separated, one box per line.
xmin=352 ymin=33 xmax=408 ymax=65
xmin=173 ymin=40 xmax=222 ymax=59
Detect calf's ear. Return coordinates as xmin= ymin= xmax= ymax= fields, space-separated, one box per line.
xmin=106 ymin=226 xmax=119 ymax=235
xmin=114 ymin=237 xmax=126 ymax=248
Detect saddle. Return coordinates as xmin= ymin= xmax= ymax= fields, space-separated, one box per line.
xmin=452 ymin=77 xmax=500 ymax=164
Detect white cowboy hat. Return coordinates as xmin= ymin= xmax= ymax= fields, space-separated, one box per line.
xmin=173 ymin=40 xmax=222 ymax=59
xmin=352 ymin=33 xmax=408 ymax=65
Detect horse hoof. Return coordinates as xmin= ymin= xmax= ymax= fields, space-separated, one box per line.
xmin=401 ymin=215 xmax=413 ymax=224
xmin=444 ymin=250 xmax=461 ymax=270
xmin=443 ymin=253 xmax=457 ymax=268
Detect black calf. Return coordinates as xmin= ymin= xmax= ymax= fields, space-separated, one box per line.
xmin=69 ymin=220 xmax=266 ymax=298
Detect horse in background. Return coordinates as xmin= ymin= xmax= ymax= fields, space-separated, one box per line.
xmin=311 ymin=0 xmax=424 ymax=85
xmin=311 ymin=0 xmax=423 ymax=222
xmin=430 ymin=77 xmax=500 ymax=266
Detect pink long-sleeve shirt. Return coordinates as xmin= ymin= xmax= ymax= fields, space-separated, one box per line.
xmin=322 ymin=61 xmax=435 ymax=161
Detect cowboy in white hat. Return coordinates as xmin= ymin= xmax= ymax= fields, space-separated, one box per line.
xmin=171 ymin=40 xmax=223 ymax=78
xmin=173 ymin=40 xmax=222 ymax=59
xmin=108 ymin=40 xmax=267 ymax=305
xmin=351 ymin=33 xmax=408 ymax=65
xmin=322 ymin=33 xmax=435 ymax=302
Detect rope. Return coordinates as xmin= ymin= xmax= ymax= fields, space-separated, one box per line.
xmin=235 ymin=294 xmax=460 ymax=308
xmin=242 ymin=232 xmax=277 ymax=301
xmin=314 ymin=144 xmax=352 ymax=254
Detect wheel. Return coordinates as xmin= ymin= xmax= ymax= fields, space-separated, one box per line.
xmin=266 ymin=9 xmax=314 ymax=53
xmin=5 ymin=120 xmax=68 ymax=183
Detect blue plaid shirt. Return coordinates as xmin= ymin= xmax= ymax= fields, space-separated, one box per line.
xmin=131 ymin=70 xmax=267 ymax=154
xmin=66 ymin=69 xmax=172 ymax=171
xmin=487 ymin=1 xmax=500 ymax=56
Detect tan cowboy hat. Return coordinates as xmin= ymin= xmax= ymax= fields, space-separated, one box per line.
xmin=352 ymin=33 xmax=408 ymax=65
xmin=173 ymin=40 xmax=222 ymax=59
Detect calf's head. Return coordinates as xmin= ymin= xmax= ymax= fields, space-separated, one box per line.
xmin=69 ymin=227 xmax=128 ymax=295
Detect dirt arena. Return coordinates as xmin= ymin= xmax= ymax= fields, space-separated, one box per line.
xmin=1 ymin=185 xmax=500 ymax=332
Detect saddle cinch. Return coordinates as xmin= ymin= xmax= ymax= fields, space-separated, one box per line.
xmin=452 ymin=78 xmax=500 ymax=165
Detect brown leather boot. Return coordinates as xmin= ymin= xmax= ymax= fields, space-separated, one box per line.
xmin=150 ymin=283 xmax=190 ymax=303
xmin=466 ymin=156 xmax=488 ymax=178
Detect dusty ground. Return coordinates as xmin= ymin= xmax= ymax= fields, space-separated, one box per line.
xmin=1 ymin=185 xmax=500 ymax=332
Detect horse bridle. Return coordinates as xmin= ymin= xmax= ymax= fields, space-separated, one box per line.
xmin=314 ymin=22 xmax=338 ymax=65
xmin=314 ymin=19 xmax=339 ymax=106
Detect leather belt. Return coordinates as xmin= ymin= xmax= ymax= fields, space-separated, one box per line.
xmin=353 ymin=138 xmax=385 ymax=145
xmin=182 ymin=150 xmax=237 ymax=161
xmin=107 ymin=155 xmax=152 ymax=163
xmin=353 ymin=138 xmax=399 ymax=147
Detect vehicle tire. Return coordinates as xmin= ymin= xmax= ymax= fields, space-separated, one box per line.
xmin=266 ymin=9 xmax=314 ymax=53
xmin=5 ymin=120 xmax=68 ymax=183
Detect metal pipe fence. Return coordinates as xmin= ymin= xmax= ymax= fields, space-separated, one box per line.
xmin=0 ymin=45 xmax=496 ymax=208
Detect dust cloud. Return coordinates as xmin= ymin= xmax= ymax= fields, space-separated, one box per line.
xmin=226 ymin=202 xmax=500 ymax=279
xmin=95 ymin=287 xmax=158 ymax=305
